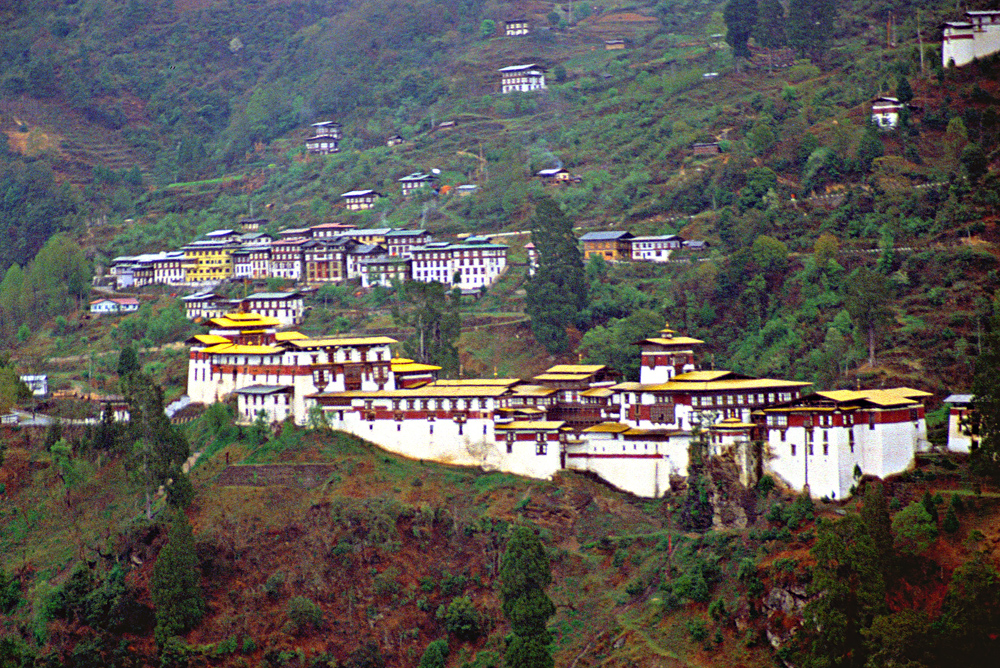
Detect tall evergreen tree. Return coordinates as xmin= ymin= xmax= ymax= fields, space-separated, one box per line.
xmin=123 ymin=372 xmax=190 ymax=518
xmin=524 ymin=196 xmax=587 ymax=354
xmin=724 ymin=0 xmax=758 ymax=59
xmin=499 ymin=527 xmax=555 ymax=668
xmin=151 ymin=509 xmax=204 ymax=645
xmin=787 ymin=0 xmax=836 ymax=60
xmin=753 ymin=0 xmax=786 ymax=48
xmin=392 ymin=281 xmax=460 ymax=376
xmin=845 ymin=267 xmax=891 ymax=367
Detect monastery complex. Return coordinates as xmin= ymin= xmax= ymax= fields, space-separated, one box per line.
xmin=187 ymin=312 xmax=934 ymax=501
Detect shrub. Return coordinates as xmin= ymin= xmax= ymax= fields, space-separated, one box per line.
xmin=443 ymin=597 xmax=480 ymax=641
xmin=418 ymin=639 xmax=448 ymax=668
xmin=686 ymin=618 xmax=708 ymax=642
xmin=286 ymin=596 xmax=324 ymax=633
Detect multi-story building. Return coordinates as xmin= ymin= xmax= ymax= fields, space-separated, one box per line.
xmin=630 ymin=235 xmax=682 ymax=262
xmin=341 ymin=189 xmax=382 ymax=211
xmin=269 ymin=237 xmax=307 ymax=281
xmin=231 ymin=292 xmax=306 ymax=327
xmin=580 ymin=231 xmax=634 ymax=261
xmin=301 ymin=238 xmax=353 ymax=284
xmin=409 ymin=238 xmax=508 ymax=292
xmin=188 ymin=313 xmax=397 ymax=423
xmin=399 ymin=172 xmax=438 ymax=196
xmin=499 ymin=64 xmax=547 ymax=93
xmin=943 ymin=10 xmax=1000 ymax=67
xmin=305 ymin=121 xmax=342 ymax=154
xmin=359 ymin=256 xmax=412 ymax=289
xmin=385 ymin=229 xmax=432 ymax=256
xmin=505 ymin=19 xmax=529 ymax=36
xmin=181 ymin=239 xmax=238 ymax=284
xmin=757 ymin=388 xmax=930 ymax=500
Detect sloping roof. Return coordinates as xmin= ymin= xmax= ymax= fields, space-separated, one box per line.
xmin=579 ymin=231 xmax=633 ymax=242
xmin=190 ymin=334 xmax=231 ymax=345
xmin=274 ymin=332 xmax=309 ymax=341
xmin=202 ymin=343 xmax=281 ymax=354
xmin=673 ymin=370 xmax=742 ymax=382
xmin=510 ymin=384 xmax=558 ymax=397
xmin=235 ymin=385 xmax=294 ymax=395
xmin=242 ymin=292 xmax=303 ymax=300
xmin=208 ymin=314 xmax=282 ymax=328
xmin=391 ymin=360 xmax=442 ymax=373
xmin=495 ymin=421 xmax=566 ymax=430
xmin=533 ymin=373 xmax=594 ymax=382
xmin=945 ymin=394 xmax=974 ymax=404
xmin=499 ymin=64 xmax=544 ymax=72
xmin=636 ymin=336 xmax=706 ymax=347
xmin=583 ymin=422 xmax=632 ymax=434
xmin=545 ymin=364 xmax=606 ymax=374
xmin=342 ymin=189 xmax=380 ymax=198
xmin=580 ymin=387 xmax=615 ymax=398
xmin=536 ymin=168 xmax=568 ymax=176
xmin=288 ymin=336 xmax=397 ymax=348
xmin=432 ymin=378 xmax=521 ymax=387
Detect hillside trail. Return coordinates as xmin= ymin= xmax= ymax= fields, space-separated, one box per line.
xmin=612 ymin=613 xmax=693 ymax=667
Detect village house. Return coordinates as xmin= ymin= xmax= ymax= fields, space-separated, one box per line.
xmin=309 ymin=222 xmax=357 ymax=239
xmin=499 ymin=64 xmax=547 ymax=93
xmin=605 ymin=39 xmax=626 ymax=50
xmin=19 ymin=374 xmax=48 ymax=397
xmin=944 ymin=394 xmax=975 ymax=452
xmin=535 ymin=167 xmax=571 ymax=182
xmin=238 ymin=217 xmax=267 ymax=233
xmin=399 ymin=172 xmax=438 ymax=196
xmin=89 ymin=297 xmax=141 ymax=315
xmin=943 ymin=10 xmax=1000 ymax=67
xmin=182 ymin=292 xmax=229 ymax=321
xmin=386 ymin=134 xmax=405 ymax=147
xmin=269 ymin=237 xmax=307 ymax=281
xmin=359 ymin=256 xmax=412 ymax=289
xmin=302 ymin=238 xmax=355 ymax=284
xmin=871 ymin=96 xmax=905 ymax=130
xmin=505 ymin=19 xmax=529 ymax=36
xmin=305 ymin=120 xmax=342 ymax=155
xmin=580 ymin=231 xmax=634 ymax=261
xmin=236 ymin=385 xmax=295 ymax=424
xmin=630 ymin=235 xmax=682 ymax=262
xmin=758 ymin=388 xmax=931 ymax=500
xmin=340 ymin=227 xmax=394 ymax=246
xmin=385 ymin=229 xmax=432 ymax=256
xmin=346 ymin=244 xmax=389 ymax=280
xmin=692 ymin=142 xmax=720 ymax=156
xmin=341 ymin=189 xmax=383 ymax=211
xmin=409 ymin=238 xmax=509 ymax=292
xmin=181 ymin=238 xmax=239 ymax=284
xmin=231 ymin=292 xmax=306 ymax=327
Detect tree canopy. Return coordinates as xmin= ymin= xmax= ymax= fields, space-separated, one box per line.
xmin=524 ymin=196 xmax=587 ymax=354
xmin=499 ymin=526 xmax=555 ymax=668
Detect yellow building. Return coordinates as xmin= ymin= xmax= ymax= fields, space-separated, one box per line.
xmin=182 ymin=239 xmax=236 ymax=283
xmin=579 ymin=231 xmax=634 ymax=261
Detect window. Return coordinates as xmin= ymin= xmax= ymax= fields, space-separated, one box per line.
xmin=536 ymin=442 xmax=547 ymax=455
xmin=791 ymin=442 xmax=796 ymax=455
xmin=869 ymin=412 xmax=876 ymax=430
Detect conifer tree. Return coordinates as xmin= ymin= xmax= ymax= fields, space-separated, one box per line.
xmin=499 ymin=526 xmax=555 ymax=668
xmin=151 ymin=509 xmax=204 ymax=645
xmin=724 ymin=0 xmax=758 ymax=59
xmin=524 ymin=196 xmax=587 ymax=354
xmin=973 ymin=312 xmax=1000 ymax=482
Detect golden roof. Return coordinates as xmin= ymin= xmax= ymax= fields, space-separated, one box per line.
xmin=815 ymin=388 xmax=925 ymax=407
xmin=192 ymin=334 xmax=231 ymax=345
xmin=711 ymin=418 xmax=755 ymax=429
xmin=289 ymin=336 xmax=397 ymax=348
xmin=495 ymin=421 xmax=566 ymax=430
xmin=533 ymin=373 xmax=594 ymax=382
xmin=511 ymin=384 xmax=559 ymax=396
xmin=392 ymin=361 xmax=443 ymax=373
xmin=209 ymin=313 xmax=282 ymax=328
xmin=432 ymin=378 xmax=521 ymax=387
xmin=644 ymin=378 xmax=811 ymax=392
xmin=583 ymin=422 xmax=632 ymax=434
xmin=275 ymin=331 xmax=309 ymax=341
xmin=202 ymin=343 xmax=282 ymax=354
xmin=673 ymin=370 xmax=733 ymax=382
xmin=580 ymin=387 xmax=615 ymax=397
xmin=545 ymin=364 xmax=606 ymax=374
xmin=314 ymin=386 xmax=509 ymax=398
xmin=638 ymin=336 xmax=705 ymax=346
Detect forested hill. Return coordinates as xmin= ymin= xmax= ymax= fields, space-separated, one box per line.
xmin=3 ymin=0 xmax=1000 ymax=395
